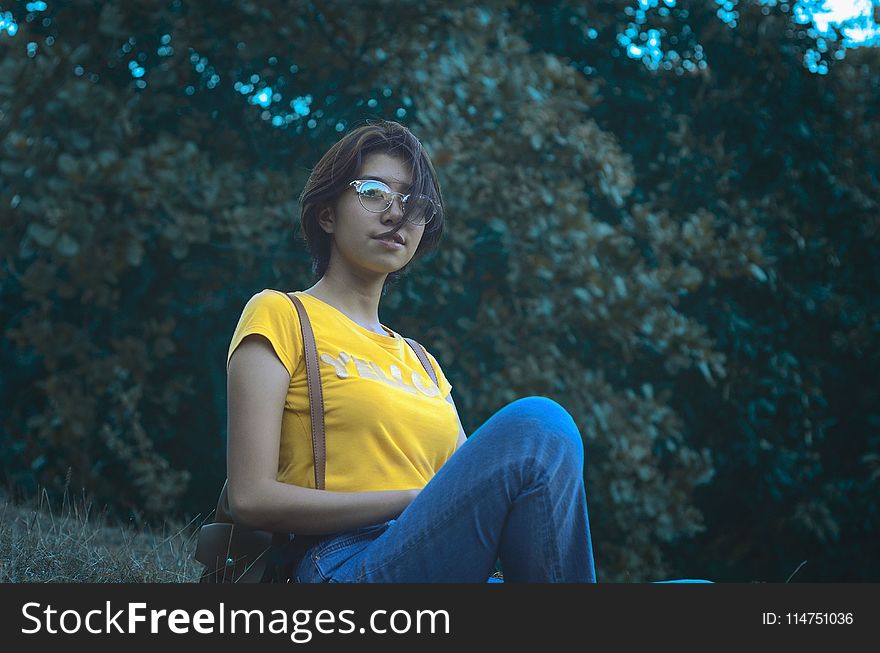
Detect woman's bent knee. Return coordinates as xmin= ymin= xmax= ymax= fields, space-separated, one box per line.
xmin=492 ymin=396 xmax=585 ymax=459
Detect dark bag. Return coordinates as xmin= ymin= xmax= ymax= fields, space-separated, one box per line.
xmin=194 ymin=291 xmax=439 ymax=583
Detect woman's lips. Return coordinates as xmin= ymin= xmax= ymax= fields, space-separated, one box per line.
xmin=374 ymin=236 xmax=405 ymax=249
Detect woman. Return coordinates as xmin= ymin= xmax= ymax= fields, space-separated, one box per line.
xmin=225 ymin=119 xmax=598 ymax=582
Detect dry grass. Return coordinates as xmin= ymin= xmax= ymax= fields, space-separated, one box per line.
xmin=0 ymin=487 xmax=205 ymax=583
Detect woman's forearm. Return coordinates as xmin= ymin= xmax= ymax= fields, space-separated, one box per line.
xmin=229 ymin=479 xmax=419 ymax=535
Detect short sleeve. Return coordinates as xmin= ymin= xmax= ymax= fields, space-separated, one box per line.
xmin=424 ymin=349 xmax=453 ymax=399
xmin=226 ymin=290 xmax=303 ymax=377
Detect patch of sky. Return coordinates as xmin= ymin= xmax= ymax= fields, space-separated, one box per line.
xmin=618 ymin=0 xmax=877 ymax=74
xmin=783 ymin=0 xmax=879 ymax=72
xmin=794 ymin=2 xmax=813 ymax=24
xmin=804 ymin=47 xmax=830 ymax=73
xmin=290 ymin=95 xmax=312 ymax=116
xmin=128 ymin=61 xmax=145 ymax=78
xmin=618 ymin=21 xmax=669 ymax=70
xmin=1 ymin=11 xmax=18 ymax=37
xmin=762 ymin=0 xmax=880 ymax=47
xmin=619 ymin=1 xmax=685 ymax=71
xmin=186 ymin=48 xmax=221 ymax=87
xmin=715 ymin=0 xmax=739 ymax=28
xmin=251 ymin=87 xmax=273 ymax=108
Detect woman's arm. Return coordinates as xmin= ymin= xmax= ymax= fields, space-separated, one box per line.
xmin=226 ymin=334 xmax=419 ymax=535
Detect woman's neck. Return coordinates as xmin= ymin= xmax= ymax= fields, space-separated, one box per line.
xmin=302 ymin=277 xmax=386 ymax=333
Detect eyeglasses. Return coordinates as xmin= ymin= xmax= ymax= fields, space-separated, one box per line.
xmin=349 ymin=179 xmax=438 ymax=226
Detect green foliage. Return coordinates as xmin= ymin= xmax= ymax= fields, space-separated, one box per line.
xmin=1 ymin=1 xmax=877 ymax=581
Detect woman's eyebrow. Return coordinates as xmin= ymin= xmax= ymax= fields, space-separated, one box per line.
xmin=360 ymin=174 xmax=413 ymax=190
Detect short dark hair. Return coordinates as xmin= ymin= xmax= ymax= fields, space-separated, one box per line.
xmin=298 ymin=120 xmax=445 ymax=296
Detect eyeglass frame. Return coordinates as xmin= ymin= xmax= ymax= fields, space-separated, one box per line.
xmin=348 ymin=179 xmax=438 ymax=226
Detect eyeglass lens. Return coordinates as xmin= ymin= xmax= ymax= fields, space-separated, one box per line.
xmin=357 ymin=181 xmax=434 ymax=225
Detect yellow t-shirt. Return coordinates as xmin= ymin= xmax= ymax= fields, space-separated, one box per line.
xmin=226 ymin=289 xmax=459 ymax=492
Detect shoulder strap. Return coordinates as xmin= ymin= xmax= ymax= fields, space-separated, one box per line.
xmin=285 ymin=292 xmax=326 ymax=490
xmin=404 ymin=337 xmax=439 ymax=389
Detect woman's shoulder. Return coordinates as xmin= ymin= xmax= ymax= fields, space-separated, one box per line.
xmin=235 ymin=289 xmax=303 ymax=328
xmin=229 ymin=290 xmax=304 ymax=374
xmin=244 ymin=288 xmax=298 ymax=310
xmin=253 ymin=287 xmax=294 ymax=300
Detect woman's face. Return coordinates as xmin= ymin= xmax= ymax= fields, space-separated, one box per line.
xmin=320 ymin=152 xmax=427 ymax=278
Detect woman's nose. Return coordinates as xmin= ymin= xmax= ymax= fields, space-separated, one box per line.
xmin=385 ymin=195 xmax=406 ymax=220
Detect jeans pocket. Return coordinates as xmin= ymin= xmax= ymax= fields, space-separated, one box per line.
xmin=308 ymin=521 xmax=392 ymax=582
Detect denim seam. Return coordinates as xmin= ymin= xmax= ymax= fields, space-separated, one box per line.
xmin=309 ymin=521 xmax=391 ymax=560
xmin=309 ymin=528 xmax=392 ymax=581
xmin=314 ymin=533 xmax=369 ymax=558
xmin=539 ymin=486 xmax=563 ymax=582
xmin=308 ymin=551 xmax=329 ymax=582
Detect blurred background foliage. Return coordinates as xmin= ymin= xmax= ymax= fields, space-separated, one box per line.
xmin=1 ymin=0 xmax=878 ymax=581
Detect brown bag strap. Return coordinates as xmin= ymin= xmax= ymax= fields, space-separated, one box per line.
xmin=403 ymin=337 xmax=439 ymax=388
xmin=285 ymin=292 xmax=326 ymax=490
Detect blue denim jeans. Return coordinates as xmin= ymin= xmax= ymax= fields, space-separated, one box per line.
xmin=293 ymin=396 xmax=709 ymax=583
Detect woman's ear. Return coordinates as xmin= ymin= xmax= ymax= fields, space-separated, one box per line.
xmin=317 ymin=205 xmax=335 ymax=235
